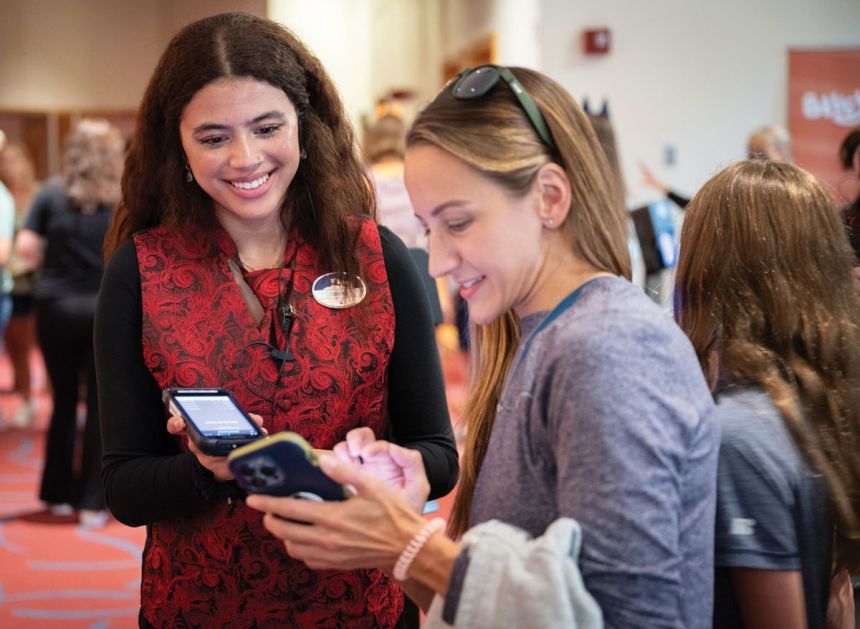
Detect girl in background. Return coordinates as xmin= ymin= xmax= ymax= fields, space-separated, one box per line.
xmin=0 ymin=139 xmax=40 ymax=427
xmin=676 ymin=160 xmax=860 ymax=628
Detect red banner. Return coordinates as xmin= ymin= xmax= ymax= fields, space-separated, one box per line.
xmin=788 ymin=48 xmax=860 ymax=203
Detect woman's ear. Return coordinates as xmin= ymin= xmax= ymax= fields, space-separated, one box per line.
xmin=534 ymin=163 xmax=572 ymax=229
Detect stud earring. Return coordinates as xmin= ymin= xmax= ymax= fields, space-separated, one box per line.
xmin=300 ymin=148 xmax=307 ymax=160
xmin=545 ymin=218 xmax=555 ymax=227
xmin=184 ymin=162 xmax=194 ymax=183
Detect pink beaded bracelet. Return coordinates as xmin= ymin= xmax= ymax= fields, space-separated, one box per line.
xmin=392 ymin=517 xmax=446 ymax=581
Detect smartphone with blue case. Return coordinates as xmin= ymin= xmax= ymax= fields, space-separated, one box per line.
xmin=227 ymin=432 xmax=351 ymax=501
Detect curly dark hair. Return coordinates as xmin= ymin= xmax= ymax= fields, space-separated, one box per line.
xmin=104 ymin=12 xmax=373 ymax=276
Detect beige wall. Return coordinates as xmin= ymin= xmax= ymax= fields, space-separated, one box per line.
xmin=369 ymin=0 xmax=442 ymax=123
xmin=541 ymin=0 xmax=860 ymax=207
xmin=0 ymin=0 xmax=265 ymax=111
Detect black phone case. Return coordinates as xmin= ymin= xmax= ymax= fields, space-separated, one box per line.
xmin=163 ymin=388 xmax=263 ymax=457
xmin=227 ymin=432 xmax=350 ymax=501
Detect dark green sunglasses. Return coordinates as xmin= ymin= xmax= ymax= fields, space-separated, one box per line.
xmin=450 ymin=65 xmax=556 ymax=150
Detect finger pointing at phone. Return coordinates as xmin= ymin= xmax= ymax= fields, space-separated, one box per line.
xmin=332 ymin=428 xmax=431 ymax=513
xmin=246 ymin=455 xmax=428 ymax=572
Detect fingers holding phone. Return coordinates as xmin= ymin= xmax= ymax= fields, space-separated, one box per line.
xmin=166 ymin=413 xmax=234 ymax=481
xmin=164 ymin=388 xmax=265 ymax=481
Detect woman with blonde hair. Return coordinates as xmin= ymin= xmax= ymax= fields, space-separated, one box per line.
xmin=17 ymin=119 xmax=124 ymax=525
xmin=249 ymin=65 xmax=719 ymax=627
xmin=675 ymin=160 xmax=860 ymax=627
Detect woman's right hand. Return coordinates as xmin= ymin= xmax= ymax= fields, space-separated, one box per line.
xmin=246 ymin=455 xmax=432 ymax=574
xmin=332 ymin=427 xmax=430 ymax=513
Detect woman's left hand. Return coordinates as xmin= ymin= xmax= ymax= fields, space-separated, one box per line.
xmin=166 ymin=414 xmax=234 ymax=481
xmin=245 ymin=454 xmax=428 ymax=571
xmin=167 ymin=411 xmax=268 ymax=482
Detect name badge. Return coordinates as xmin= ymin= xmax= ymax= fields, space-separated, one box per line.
xmin=312 ymin=272 xmax=367 ymax=309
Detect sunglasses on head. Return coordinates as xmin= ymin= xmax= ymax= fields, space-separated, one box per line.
xmin=450 ymin=65 xmax=556 ymax=150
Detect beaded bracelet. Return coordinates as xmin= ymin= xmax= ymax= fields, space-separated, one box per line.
xmin=393 ymin=517 xmax=446 ymax=581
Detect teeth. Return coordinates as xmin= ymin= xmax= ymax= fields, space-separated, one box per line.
xmin=461 ymin=278 xmax=482 ymax=288
xmin=231 ymin=173 xmax=269 ymax=190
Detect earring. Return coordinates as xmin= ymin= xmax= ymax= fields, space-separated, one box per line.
xmin=300 ymin=148 xmax=307 ymax=160
xmin=545 ymin=218 xmax=555 ymax=227
xmin=185 ymin=162 xmax=194 ymax=183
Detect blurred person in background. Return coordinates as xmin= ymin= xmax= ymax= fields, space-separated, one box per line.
xmin=0 ymin=132 xmax=18 ymax=418
xmin=0 ymin=137 xmax=40 ymax=427
xmin=365 ymin=113 xmax=446 ymax=331
xmin=365 ymin=113 xmax=427 ymax=250
xmin=838 ymin=127 xmax=860 ymax=305
xmin=15 ymin=119 xmax=123 ymax=527
xmin=639 ymin=124 xmax=794 ymax=210
xmin=745 ymin=124 xmax=793 ymax=162
xmin=838 ymin=127 xmax=860 ymax=259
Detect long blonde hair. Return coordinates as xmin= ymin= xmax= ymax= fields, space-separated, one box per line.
xmin=407 ymin=67 xmax=630 ymax=537
xmin=676 ymin=160 xmax=860 ymax=570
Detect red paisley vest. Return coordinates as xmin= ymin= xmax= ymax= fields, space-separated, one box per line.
xmin=134 ymin=218 xmax=403 ymax=627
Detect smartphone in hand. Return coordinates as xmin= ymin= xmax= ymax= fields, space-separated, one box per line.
xmin=227 ymin=432 xmax=351 ymax=501
xmin=163 ymin=387 xmax=264 ymax=457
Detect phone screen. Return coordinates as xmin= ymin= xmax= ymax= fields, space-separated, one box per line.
xmin=173 ymin=394 xmax=259 ymax=438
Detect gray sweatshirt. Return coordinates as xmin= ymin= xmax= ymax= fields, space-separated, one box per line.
xmin=447 ymin=276 xmax=718 ymax=628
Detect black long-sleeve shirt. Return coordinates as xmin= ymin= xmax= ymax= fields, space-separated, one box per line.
xmin=95 ymin=226 xmax=458 ymax=526
xmin=667 ymin=190 xmax=690 ymax=210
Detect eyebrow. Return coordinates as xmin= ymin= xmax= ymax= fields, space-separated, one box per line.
xmin=431 ymin=200 xmax=468 ymax=217
xmin=192 ymin=111 xmax=286 ymax=134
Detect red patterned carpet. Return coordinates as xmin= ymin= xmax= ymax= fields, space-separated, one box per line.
xmin=0 ymin=352 xmax=144 ymax=628
xmin=0 ymin=337 xmax=467 ymax=628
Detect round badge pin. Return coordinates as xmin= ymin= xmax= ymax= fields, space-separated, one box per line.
xmin=311 ymin=272 xmax=367 ymax=309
